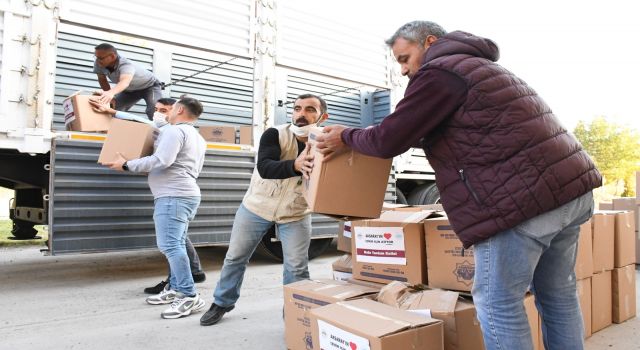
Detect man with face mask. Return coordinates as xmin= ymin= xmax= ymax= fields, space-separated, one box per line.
xmin=199 ymin=94 xmax=328 ymax=326
xmin=89 ymin=97 xmax=207 ymax=294
xmin=102 ymin=96 xmax=208 ymax=320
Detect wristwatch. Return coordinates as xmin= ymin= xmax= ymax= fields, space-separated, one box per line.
xmin=122 ymin=161 xmax=129 ymax=171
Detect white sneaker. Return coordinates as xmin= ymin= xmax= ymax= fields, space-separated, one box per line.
xmin=146 ymin=286 xmax=177 ymax=305
xmin=161 ymin=293 xmax=206 ymax=319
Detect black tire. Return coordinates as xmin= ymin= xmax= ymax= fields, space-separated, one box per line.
xmin=422 ymin=183 xmax=441 ymax=204
xmin=407 ymin=183 xmax=441 ymax=205
xmin=395 ymin=189 xmax=408 ymax=205
xmin=255 ymin=227 xmax=334 ymax=262
xmin=11 ymin=220 xmax=38 ymax=240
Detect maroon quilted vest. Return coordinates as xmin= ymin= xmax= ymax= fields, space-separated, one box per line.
xmin=420 ymin=31 xmax=602 ymax=248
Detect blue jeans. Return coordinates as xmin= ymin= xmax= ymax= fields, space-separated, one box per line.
xmin=154 ymin=196 xmax=201 ymax=296
xmin=165 ymin=236 xmax=203 ymax=283
xmin=213 ymin=204 xmax=311 ymax=307
xmin=472 ymin=192 xmax=594 ymax=350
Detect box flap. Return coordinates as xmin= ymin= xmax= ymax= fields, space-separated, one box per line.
xmin=285 ymin=279 xmax=378 ymax=300
xmin=357 ymin=210 xmax=440 ymax=225
xmin=377 ymin=282 xmax=459 ymax=314
xmin=311 ymin=299 xmax=440 ymax=338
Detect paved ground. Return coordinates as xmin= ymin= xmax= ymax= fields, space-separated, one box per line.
xmin=0 ymin=243 xmax=638 ymax=350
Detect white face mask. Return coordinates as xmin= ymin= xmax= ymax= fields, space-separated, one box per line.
xmin=153 ymin=112 xmax=168 ymax=127
xmin=290 ymin=123 xmax=316 ymax=137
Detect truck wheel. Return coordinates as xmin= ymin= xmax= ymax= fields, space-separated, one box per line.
xmin=11 ymin=220 xmax=38 ymax=240
xmin=395 ymin=189 xmax=408 ymax=205
xmin=255 ymin=227 xmax=333 ymax=262
xmin=407 ymin=183 xmax=441 ymax=205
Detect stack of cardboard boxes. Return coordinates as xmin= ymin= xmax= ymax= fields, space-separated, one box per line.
xmin=286 ymin=138 xmax=637 ymax=349
xmin=575 ymin=210 xmax=637 ymax=337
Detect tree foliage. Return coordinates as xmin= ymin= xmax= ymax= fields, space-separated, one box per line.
xmin=574 ymin=117 xmax=640 ymax=197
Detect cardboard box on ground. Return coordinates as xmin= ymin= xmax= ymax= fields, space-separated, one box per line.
xmin=591 ymin=270 xmax=612 ymax=333
xmin=304 ymin=128 xmax=392 ymax=219
xmin=63 ymin=94 xmax=112 ymax=132
xmin=577 ymin=278 xmax=592 ymax=338
xmin=98 ymin=118 xmax=158 ymax=164
xmin=331 ymin=254 xmax=353 ymax=282
xmin=283 ymin=279 xmax=378 ymax=350
xmin=351 ymin=210 xmax=436 ymax=285
xmin=309 ymin=298 xmax=444 ymax=350
xmin=375 ymin=281 xmax=543 ymax=350
xmin=198 ymin=125 xmax=253 ymax=145
xmin=424 ymin=216 xmax=475 ymax=292
xmin=612 ymin=264 xmax=637 ymax=323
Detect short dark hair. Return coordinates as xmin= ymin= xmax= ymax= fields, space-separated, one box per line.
xmin=295 ymin=94 xmax=328 ymax=115
xmin=177 ymin=96 xmax=203 ymax=118
xmin=385 ymin=21 xmax=447 ymax=47
xmin=156 ymin=97 xmax=176 ymax=106
xmin=94 ymin=43 xmax=117 ymax=53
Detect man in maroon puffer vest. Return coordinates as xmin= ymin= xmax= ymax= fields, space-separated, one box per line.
xmin=314 ymin=21 xmax=601 ymax=350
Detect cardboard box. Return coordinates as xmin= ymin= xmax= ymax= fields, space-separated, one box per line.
xmin=284 ymin=279 xmax=378 ymax=350
xmin=97 ymin=119 xmax=158 ymax=164
xmin=612 ymin=211 xmax=636 ymax=267
xmin=612 ymin=264 xmax=637 ymax=323
xmin=239 ymin=125 xmax=253 ymax=145
xmin=198 ymin=125 xmax=236 ymax=143
xmin=63 ymin=94 xmax=112 ymax=132
xmin=332 ymin=254 xmax=353 ymax=282
xmin=592 ymin=212 xmax=615 ymax=273
xmin=337 ymin=221 xmax=352 ymax=253
xmin=352 ymin=210 xmax=434 ymax=285
xmin=304 ymin=128 xmax=393 ymax=219
xmin=591 ymin=270 xmax=612 ymax=332
xmin=377 ymin=282 xmax=484 ymax=350
xmin=575 ymin=220 xmax=594 ymax=280
xmin=424 ymin=217 xmax=475 ymax=292
xmin=599 ymin=202 xmax=614 ymax=210
xmin=524 ymin=294 xmax=543 ymax=350
xmin=309 ymin=298 xmax=444 ymax=350
xmin=577 ymin=278 xmax=592 ymax=338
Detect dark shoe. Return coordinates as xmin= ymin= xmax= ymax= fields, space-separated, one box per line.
xmin=144 ymin=280 xmax=168 ymax=295
xmin=200 ymin=303 xmax=234 ymax=326
xmin=192 ymin=272 xmax=206 ymax=283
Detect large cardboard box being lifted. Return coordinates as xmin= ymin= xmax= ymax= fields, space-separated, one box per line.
xmin=63 ymin=94 xmax=112 ymax=132
xmin=309 ymin=298 xmax=444 ymax=350
xmin=98 ymin=119 xmax=158 ymax=164
xmin=424 ymin=217 xmax=475 ymax=292
xmin=612 ymin=264 xmax=637 ymax=323
xmin=352 ymin=210 xmax=435 ymax=285
xmin=284 ymin=279 xmax=378 ymax=350
xmin=377 ymin=282 xmax=484 ymax=350
xmin=304 ymin=128 xmax=392 ymax=219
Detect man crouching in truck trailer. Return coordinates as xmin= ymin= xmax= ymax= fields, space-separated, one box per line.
xmin=199 ymin=94 xmax=328 ymax=326
xmin=89 ymin=97 xmax=207 ymax=294
xmin=102 ymin=97 xmax=207 ymax=319
xmin=314 ymin=21 xmax=601 ymax=350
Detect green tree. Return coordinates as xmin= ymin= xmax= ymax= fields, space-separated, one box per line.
xmin=574 ymin=117 xmax=640 ymax=197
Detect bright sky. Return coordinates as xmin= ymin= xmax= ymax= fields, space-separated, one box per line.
xmin=315 ymin=0 xmax=639 ymax=131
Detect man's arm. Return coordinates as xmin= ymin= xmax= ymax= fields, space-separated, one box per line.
xmin=126 ymin=127 xmax=182 ymax=173
xmin=257 ymin=128 xmax=301 ymax=179
xmin=325 ymin=69 xmax=467 ymax=159
xmin=97 ymin=74 xmax=111 ymax=91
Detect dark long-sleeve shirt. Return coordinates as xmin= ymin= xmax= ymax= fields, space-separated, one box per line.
xmin=257 ymin=127 xmax=304 ymax=179
xmin=341 ymin=68 xmax=467 ymax=158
